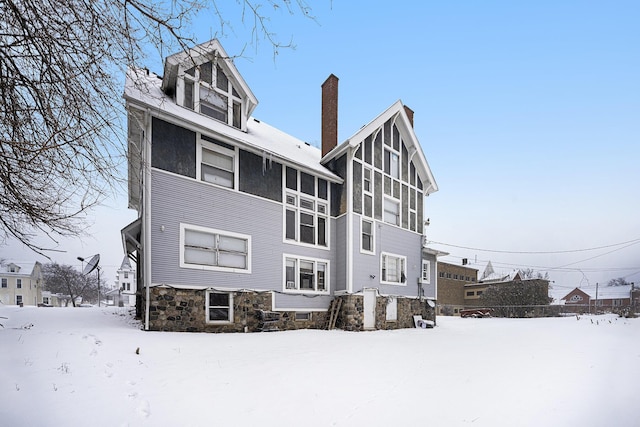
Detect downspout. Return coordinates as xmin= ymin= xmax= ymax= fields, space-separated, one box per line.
xmin=346 ymin=145 xmax=354 ymax=294
xmin=143 ymin=109 xmax=152 ymax=331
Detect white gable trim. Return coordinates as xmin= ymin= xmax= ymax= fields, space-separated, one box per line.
xmin=162 ymin=39 xmax=258 ymax=118
xmin=321 ymin=100 xmax=438 ymax=194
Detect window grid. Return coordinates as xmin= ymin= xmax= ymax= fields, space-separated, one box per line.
xmin=284 ymin=256 xmax=329 ymax=294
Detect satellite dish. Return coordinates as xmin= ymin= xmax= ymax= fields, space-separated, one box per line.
xmin=82 ymin=254 xmax=100 ymax=275
xmin=427 ymin=299 xmax=436 ymax=308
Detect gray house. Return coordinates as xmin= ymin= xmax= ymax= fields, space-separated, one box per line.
xmin=122 ymin=40 xmax=441 ymax=332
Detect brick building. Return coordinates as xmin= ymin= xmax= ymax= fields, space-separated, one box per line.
xmin=436 ymin=261 xmax=478 ymax=315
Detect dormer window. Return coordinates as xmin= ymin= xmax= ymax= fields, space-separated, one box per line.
xmin=182 ymin=61 xmax=242 ymax=129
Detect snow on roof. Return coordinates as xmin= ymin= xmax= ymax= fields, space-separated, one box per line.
xmin=1 ymin=261 xmax=39 ymax=275
xmin=124 ymin=69 xmax=342 ymax=183
xmin=564 ymin=285 xmax=634 ymax=300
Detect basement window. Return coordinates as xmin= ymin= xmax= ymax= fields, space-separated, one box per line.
xmin=295 ymin=312 xmax=311 ymax=321
xmin=206 ymin=291 xmax=234 ymax=323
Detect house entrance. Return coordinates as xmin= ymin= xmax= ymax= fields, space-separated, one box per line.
xmin=363 ymin=288 xmax=376 ymax=330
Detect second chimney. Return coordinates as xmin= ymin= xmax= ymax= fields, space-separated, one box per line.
xmin=322 ymin=74 xmax=339 ymax=157
xmin=404 ymin=105 xmax=414 ymax=128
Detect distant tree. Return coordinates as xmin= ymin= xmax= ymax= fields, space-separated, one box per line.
xmin=42 ymin=263 xmax=103 ymax=306
xmin=1 ymin=0 xmax=314 ymax=255
xmin=480 ymin=281 xmax=551 ymax=317
xmin=607 ymin=277 xmax=630 ymax=287
xmin=519 ymin=268 xmax=550 ymax=280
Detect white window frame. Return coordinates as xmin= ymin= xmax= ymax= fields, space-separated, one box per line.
xmin=197 ymin=136 xmax=238 ymax=189
xmin=16 ymin=278 xmax=22 ymax=289
xmin=180 ymin=224 xmax=251 ymax=273
xmin=421 ymin=260 xmax=431 ymax=284
xmin=383 ymin=197 xmax=400 ymax=226
xmin=1 ymin=278 xmax=6 ymax=288
xmin=384 ymin=147 xmax=400 ymax=179
xmin=283 ymin=171 xmax=329 ymax=249
xmin=380 ymin=252 xmax=407 ymax=286
xmin=363 ymin=166 xmax=373 ymax=194
xmin=205 ymin=291 xmax=234 ymax=324
xmin=16 ymin=295 xmax=23 ymax=305
xmin=181 ymin=61 xmax=244 ymax=128
xmin=360 ymin=218 xmax=375 ymax=254
xmin=283 ymin=254 xmax=330 ymax=295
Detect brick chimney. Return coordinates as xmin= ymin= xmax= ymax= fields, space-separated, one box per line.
xmin=322 ymin=74 xmax=339 ymax=157
xmin=404 ymin=105 xmax=414 ymax=128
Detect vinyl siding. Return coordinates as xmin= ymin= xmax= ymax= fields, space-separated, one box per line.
xmin=150 ymin=170 xmax=336 ymax=310
xmin=351 ymin=215 xmax=422 ymax=297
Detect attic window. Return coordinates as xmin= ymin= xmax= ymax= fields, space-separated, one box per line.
xmin=182 ymin=60 xmax=242 ymax=129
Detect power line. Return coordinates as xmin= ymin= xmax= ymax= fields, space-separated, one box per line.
xmin=429 ymin=237 xmax=640 ymax=255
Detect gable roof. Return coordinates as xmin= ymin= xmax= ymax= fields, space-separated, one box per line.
xmin=320 ymin=100 xmax=438 ymax=195
xmin=119 ymin=256 xmax=133 ymax=271
xmin=0 ymin=261 xmax=41 ymax=277
xmin=161 ymin=39 xmax=258 ymax=118
xmin=561 ymin=286 xmax=633 ymax=301
xmin=125 ymin=69 xmax=342 ymax=183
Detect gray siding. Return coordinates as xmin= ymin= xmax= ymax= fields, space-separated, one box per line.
xmin=422 ymin=252 xmax=437 ymax=299
xmin=150 ymin=170 xmax=336 ymax=310
xmin=351 ymin=215 xmax=423 ymax=298
xmin=333 ymin=215 xmax=347 ymax=292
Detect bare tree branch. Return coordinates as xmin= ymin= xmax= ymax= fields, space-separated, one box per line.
xmin=0 ymin=0 xmax=315 ymax=256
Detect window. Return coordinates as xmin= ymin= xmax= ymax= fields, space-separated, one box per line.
xmin=295 ymin=312 xmax=311 ymax=321
xmin=421 ymin=261 xmax=431 ymax=284
xmin=284 ymin=256 xmax=329 ymax=293
xmin=16 ymin=295 xmax=23 ymax=305
xmin=206 ymin=291 xmax=233 ymax=323
xmin=570 ymin=294 xmax=583 ymax=302
xmin=124 ymin=272 xmax=129 ymax=279
xmin=383 ymin=198 xmax=400 ymax=226
xmin=284 ymin=169 xmax=328 ymax=247
xmin=361 ymin=219 xmax=374 ymax=253
xmin=381 ymin=253 xmax=406 ymax=285
xmin=199 ymin=139 xmax=236 ymax=189
xmin=1 ymin=278 xmax=6 ymax=288
xmin=181 ymin=224 xmax=251 ymax=273
xmin=182 ymin=61 xmax=243 ymax=129
xmin=439 ymin=272 xmax=445 ymax=278
xmin=454 ymin=274 xmax=458 ymax=280
xmin=466 ymin=291 xmax=474 ymax=297
xmin=363 ymin=167 xmax=372 ymax=193
xmin=477 ymin=290 xmax=483 ymax=296
xmin=16 ymin=279 xmax=22 ymax=289
xmin=384 ymin=148 xmax=399 ymax=179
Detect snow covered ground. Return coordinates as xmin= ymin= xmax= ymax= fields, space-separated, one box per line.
xmin=1 ymin=305 xmax=638 ymax=427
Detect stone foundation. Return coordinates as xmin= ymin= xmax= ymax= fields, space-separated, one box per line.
xmin=141 ymin=286 xmax=435 ymax=333
xmin=335 ymin=294 xmax=436 ymax=331
xmin=143 ymin=287 xmax=328 ymax=332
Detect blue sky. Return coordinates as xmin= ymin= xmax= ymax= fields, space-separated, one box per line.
xmin=3 ymin=1 xmax=638 ymax=293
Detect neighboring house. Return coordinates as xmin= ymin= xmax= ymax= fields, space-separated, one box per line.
xmin=121 ymin=39 xmax=441 ymax=332
xmin=436 ymin=261 xmax=479 ymax=315
xmin=561 ymin=285 xmax=634 ymax=314
xmin=0 ymin=261 xmax=44 ymax=306
xmin=41 ymin=291 xmax=67 ymax=307
xmin=114 ymin=256 xmax=136 ymax=307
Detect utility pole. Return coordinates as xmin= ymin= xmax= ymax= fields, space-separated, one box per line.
xmin=595 ymin=282 xmax=599 ymax=314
